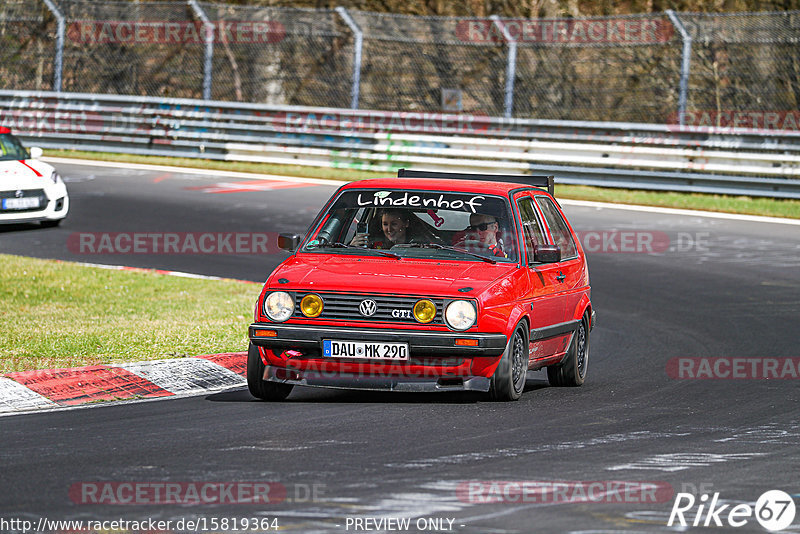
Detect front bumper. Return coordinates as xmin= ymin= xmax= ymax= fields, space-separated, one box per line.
xmin=249 ymin=323 xmax=507 ymax=358
xmin=0 ymin=191 xmax=69 ymax=224
xmin=263 ymin=365 xmax=491 ymax=392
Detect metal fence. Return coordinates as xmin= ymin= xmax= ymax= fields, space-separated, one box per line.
xmin=4 ymin=90 xmax=800 ymax=198
xmin=1 ymin=2 xmax=800 ymax=124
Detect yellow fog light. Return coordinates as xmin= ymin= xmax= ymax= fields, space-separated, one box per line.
xmin=413 ymin=299 xmax=436 ymax=324
xmin=300 ymin=294 xmax=324 ymax=318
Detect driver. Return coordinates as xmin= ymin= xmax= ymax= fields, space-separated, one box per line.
xmin=453 ymin=213 xmax=507 ymax=258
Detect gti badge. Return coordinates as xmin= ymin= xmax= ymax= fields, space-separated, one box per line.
xmin=359 ymin=299 xmax=377 ymax=317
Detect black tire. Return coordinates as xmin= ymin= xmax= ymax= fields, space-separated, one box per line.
xmin=40 ymin=219 xmax=62 ymax=228
xmin=246 ymin=343 xmax=293 ymax=401
xmin=488 ymin=324 xmax=528 ymax=401
xmin=547 ymin=314 xmax=589 ymax=387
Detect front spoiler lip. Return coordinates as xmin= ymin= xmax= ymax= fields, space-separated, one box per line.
xmin=249 ymin=323 xmax=507 ymax=357
xmin=263 ymin=365 xmax=491 ymax=392
xmin=0 ymin=211 xmax=67 ymax=224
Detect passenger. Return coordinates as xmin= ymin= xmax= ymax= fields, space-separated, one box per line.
xmin=453 ymin=213 xmax=507 ymax=258
xmin=350 ymin=209 xmax=413 ymax=248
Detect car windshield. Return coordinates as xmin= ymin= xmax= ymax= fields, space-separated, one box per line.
xmin=302 ymin=189 xmax=519 ymax=263
xmin=0 ymin=134 xmax=29 ymax=161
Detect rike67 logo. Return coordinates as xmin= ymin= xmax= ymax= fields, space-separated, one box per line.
xmin=668 ymin=489 xmax=796 ymax=531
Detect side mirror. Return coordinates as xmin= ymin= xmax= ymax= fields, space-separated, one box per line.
xmin=277 ymin=233 xmax=303 ymax=252
xmin=29 ymin=147 xmax=43 ymax=159
xmin=533 ymin=244 xmax=561 ymax=264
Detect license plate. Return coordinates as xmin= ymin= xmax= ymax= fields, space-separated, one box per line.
xmin=2 ymin=197 xmax=40 ymax=210
xmin=323 ymin=340 xmax=409 ymax=360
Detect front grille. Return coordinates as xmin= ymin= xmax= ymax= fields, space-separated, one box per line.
xmin=295 ymin=292 xmax=446 ymax=325
xmin=0 ymin=189 xmax=47 ymax=213
xmin=0 ymin=188 xmax=45 ymax=199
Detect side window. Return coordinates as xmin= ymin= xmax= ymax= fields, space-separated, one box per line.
xmin=517 ymin=197 xmax=545 ymax=261
xmin=535 ymin=196 xmax=578 ymax=260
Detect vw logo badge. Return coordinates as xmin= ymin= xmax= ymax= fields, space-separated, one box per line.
xmin=359 ymin=299 xmax=377 ymax=317
xmin=15 ymin=190 xmax=23 ymax=198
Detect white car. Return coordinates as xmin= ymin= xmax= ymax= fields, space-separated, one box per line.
xmin=0 ymin=128 xmax=69 ymax=227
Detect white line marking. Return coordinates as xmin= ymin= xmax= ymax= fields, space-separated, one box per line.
xmin=560 ymin=199 xmax=800 ymax=226
xmin=75 ymin=262 xmax=225 ymax=279
xmin=387 ymin=431 xmax=688 ymax=470
xmin=43 ymin=157 xmax=346 ymax=186
xmin=50 ymin=259 xmax=256 ymax=283
xmin=45 ymin=156 xmax=800 ymax=225
xmin=606 ymin=452 xmax=766 ymax=472
xmin=0 ymin=378 xmax=57 ymax=413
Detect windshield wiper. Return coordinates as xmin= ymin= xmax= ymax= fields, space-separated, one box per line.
xmin=394 ymin=243 xmax=497 ymax=264
xmin=309 ymin=241 xmax=402 ymax=260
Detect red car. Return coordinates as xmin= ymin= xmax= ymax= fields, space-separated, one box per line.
xmin=248 ymin=170 xmax=594 ymax=401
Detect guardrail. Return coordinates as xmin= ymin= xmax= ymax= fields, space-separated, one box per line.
xmin=2 ymin=90 xmax=800 ymax=199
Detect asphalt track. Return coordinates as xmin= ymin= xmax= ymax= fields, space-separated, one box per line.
xmin=1 ymin=160 xmax=799 ymax=533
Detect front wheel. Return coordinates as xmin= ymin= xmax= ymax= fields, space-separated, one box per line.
xmin=547 ymin=314 xmax=589 ymax=387
xmin=488 ymin=324 xmax=528 ymax=401
xmin=246 ymin=343 xmax=293 ymax=401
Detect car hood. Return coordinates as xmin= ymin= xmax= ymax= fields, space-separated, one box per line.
xmin=270 ymin=253 xmax=516 ymax=296
xmin=0 ymin=159 xmax=55 ymax=190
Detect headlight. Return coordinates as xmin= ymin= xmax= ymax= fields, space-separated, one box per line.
xmin=445 ymin=300 xmax=476 ymax=331
xmin=50 ymin=171 xmax=61 ymax=184
xmin=413 ymin=299 xmax=436 ymax=323
xmin=300 ymin=294 xmax=323 ymax=318
xmin=264 ymin=292 xmax=294 ymax=322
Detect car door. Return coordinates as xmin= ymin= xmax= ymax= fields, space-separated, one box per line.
xmin=534 ymin=195 xmax=588 ymax=326
xmin=515 ymin=193 xmax=570 ymax=365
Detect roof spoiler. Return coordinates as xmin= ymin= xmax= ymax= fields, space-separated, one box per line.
xmin=397 ymin=169 xmax=555 ymax=197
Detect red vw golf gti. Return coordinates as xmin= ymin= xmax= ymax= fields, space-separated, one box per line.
xmin=248 ymin=170 xmax=594 ymax=401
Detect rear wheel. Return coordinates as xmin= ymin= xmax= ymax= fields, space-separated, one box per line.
xmin=547 ymin=314 xmax=589 ymax=387
xmin=488 ymin=324 xmax=528 ymax=401
xmin=247 ymin=343 xmax=293 ymax=401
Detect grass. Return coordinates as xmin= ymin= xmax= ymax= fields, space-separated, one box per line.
xmin=0 ymin=254 xmax=256 ymax=374
xmin=45 ymin=149 xmax=800 ymax=220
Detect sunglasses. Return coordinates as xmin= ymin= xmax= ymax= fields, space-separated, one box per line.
xmin=471 ymin=221 xmax=497 ymax=231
